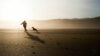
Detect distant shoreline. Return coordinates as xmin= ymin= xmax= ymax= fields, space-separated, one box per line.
xmin=0 ymin=28 xmax=100 ymax=32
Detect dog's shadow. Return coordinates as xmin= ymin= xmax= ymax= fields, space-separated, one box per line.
xmin=25 ymin=31 xmax=45 ymax=44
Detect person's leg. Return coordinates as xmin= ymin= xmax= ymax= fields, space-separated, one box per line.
xmin=24 ymin=25 xmax=27 ymax=31
xmin=25 ymin=26 xmax=27 ymax=31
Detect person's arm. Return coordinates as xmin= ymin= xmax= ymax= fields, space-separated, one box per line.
xmin=20 ymin=22 xmax=23 ymax=25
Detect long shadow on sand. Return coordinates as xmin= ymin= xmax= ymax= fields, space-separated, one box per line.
xmin=25 ymin=31 xmax=45 ymax=44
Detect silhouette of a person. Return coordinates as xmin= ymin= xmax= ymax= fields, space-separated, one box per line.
xmin=21 ymin=20 xmax=27 ymax=31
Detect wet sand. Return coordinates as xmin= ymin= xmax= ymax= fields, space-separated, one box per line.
xmin=0 ymin=29 xmax=100 ymax=56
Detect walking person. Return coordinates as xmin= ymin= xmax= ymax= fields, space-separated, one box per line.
xmin=21 ymin=20 xmax=27 ymax=31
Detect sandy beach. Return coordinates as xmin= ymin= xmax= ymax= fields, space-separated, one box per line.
xmin=0 ymin=29 xmax=100 ymax=56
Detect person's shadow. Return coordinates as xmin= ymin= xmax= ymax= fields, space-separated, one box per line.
xmin=25 ymin=31 xmax=45 ymax=44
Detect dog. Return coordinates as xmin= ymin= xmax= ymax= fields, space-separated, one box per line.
xmin=32 ymin=27 xmax=40 ymax=34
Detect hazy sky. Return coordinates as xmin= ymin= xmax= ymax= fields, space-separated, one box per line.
xmin=0 ymin=0 xmax=100 ymax=20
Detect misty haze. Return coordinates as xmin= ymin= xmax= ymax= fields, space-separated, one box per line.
xmin=0 ymin=17 xmax=100 ymax=29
